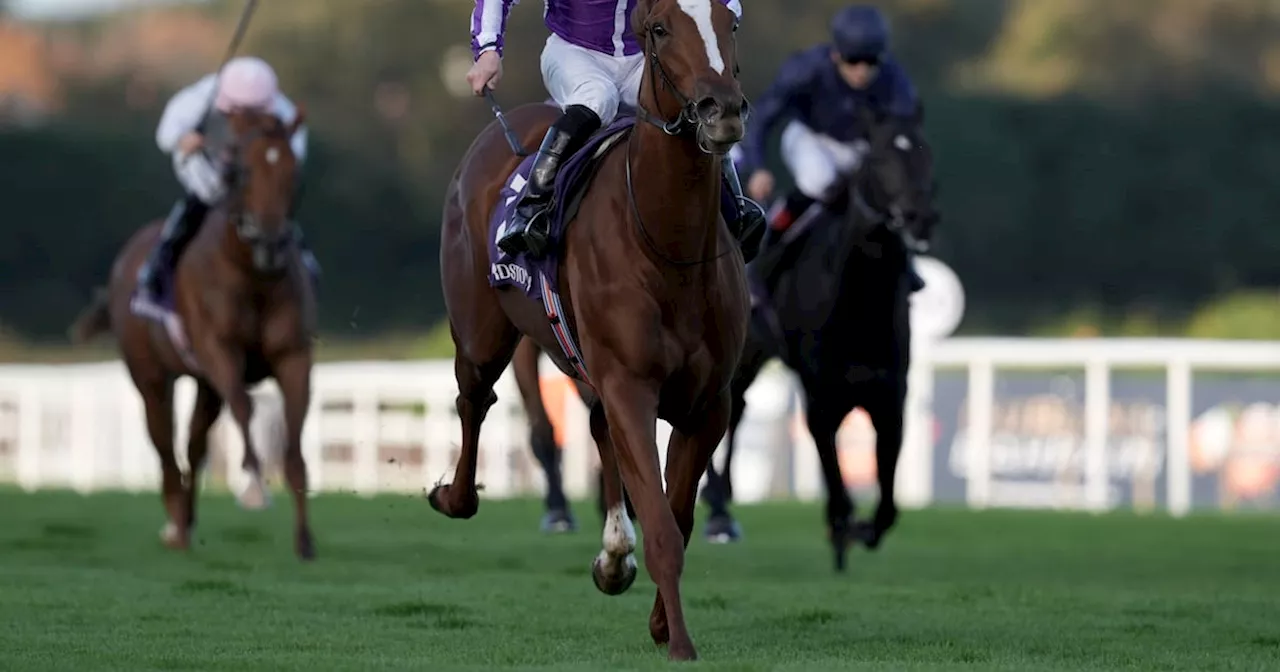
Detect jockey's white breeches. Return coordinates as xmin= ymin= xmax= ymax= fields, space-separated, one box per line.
xmin=779 ymin=121 xmax=867 ymax=201
xmin=541 ymin=34 xmax=643 ymax=125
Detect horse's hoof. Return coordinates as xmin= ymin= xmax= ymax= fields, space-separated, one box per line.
xmin=591 ymin=552 xmax=637 ymax=596
xmin=667 ymin=639 xmax=698 ymax=662
xmin=853 ymin=520 xmax=882 ymax=550
xmin=540 ymin=509 xmax=577 ymax=534
xmin=426 ymin=485 xmax=478 ymax=519
xmin=829 ymin=521 xmax=854 ymax=572
xmin=235 ymin=472 xmax=272 ymax=511
xmin=159 ymin=521 xmax=188 ymax=550
xmin=704 ymin=514 xmax=742 ymax=544
xmin=295 ymin=530 xmax=316 ymax=561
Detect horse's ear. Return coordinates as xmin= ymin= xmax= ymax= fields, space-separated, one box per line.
xmin=631 ymin=0 xmax=655 ymax=41
xmin=287 ymin=104 xmax=307 ymax=138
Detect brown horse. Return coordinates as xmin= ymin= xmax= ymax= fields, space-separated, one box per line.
xmin=433 ymin=0 xmax=749 ymax=659
xmin=69 ymin=107 xmax=317 ymax=561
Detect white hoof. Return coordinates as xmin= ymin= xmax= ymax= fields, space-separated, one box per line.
xmin=235 ymin=471 xmax=272 ymax=510
xmin=159 ymin=521 xmax=187 ymax=548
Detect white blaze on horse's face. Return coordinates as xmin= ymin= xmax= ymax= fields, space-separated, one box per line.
xmin=677 ymin=0 xmax=725 ymax=75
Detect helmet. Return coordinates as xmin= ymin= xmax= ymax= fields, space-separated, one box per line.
xmin=831 ymin=5 xmax=890 ymax=63
xmin=214 ymin=56 xmax=279 ymax=112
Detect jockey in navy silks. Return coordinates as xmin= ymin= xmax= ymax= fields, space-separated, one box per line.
xmin=465 ymin=0 xmax=767 ymax=259
xmin=733 ymin=5 xmax=926 ymax=291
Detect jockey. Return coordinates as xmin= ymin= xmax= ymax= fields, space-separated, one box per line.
xmin=135 ymin=56 xmax=320 ymax=308
xmin=467 ymin=0 xmax=766 ymax=260
xmin=735 ymin=5 xmax=925 ymax=291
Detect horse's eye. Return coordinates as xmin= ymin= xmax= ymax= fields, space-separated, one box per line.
xmin=651 ymin=23 xmax=668 ymax=38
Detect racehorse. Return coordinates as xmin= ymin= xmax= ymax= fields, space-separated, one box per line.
xmin=433 ymin=0 xmax=749 ymax=659
xmin=68 ymin=107 xmax=318 ymax=561
xmin=699 ymin=103 xmax=939 ymax=571
xmin=511 ymin=337 xmax=635 ymax=532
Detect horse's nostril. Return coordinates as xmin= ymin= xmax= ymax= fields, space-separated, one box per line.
xmin=695 ymin=97 xmax=722 ymax=122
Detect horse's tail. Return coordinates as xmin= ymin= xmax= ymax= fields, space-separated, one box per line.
xmin=68 ymin=287 xmax=111 ymax=345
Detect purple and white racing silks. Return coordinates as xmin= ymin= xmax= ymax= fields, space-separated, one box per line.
xmin=471 ymin=0 xmax=742 ymax=61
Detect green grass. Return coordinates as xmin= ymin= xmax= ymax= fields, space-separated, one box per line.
xmin=0 ymin=491 xmax=1276 ymax=671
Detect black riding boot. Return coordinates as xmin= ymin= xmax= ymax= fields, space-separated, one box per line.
xmin=722 ymin=154 xmax=766 ymax=263
xmin=136 ymin=195 xmax=208 ymax=301
xmin=498 ymin=105 xmax=602 ymax=259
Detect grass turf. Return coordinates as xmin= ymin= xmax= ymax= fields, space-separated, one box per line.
xmin=0 ymin=490 xmax=1275 ymax=671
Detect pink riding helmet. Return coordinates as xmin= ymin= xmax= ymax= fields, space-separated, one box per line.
xmin=214 ymin=56 xmax=279 ymax=113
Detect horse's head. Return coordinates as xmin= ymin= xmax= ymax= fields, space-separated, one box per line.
xmin=221 ymin=106 xmax=306 ymax=273
xmin=852 ymin=102 xmax=939 ymax=250
xmin=632 ymin=0 xmax=746 ymax=154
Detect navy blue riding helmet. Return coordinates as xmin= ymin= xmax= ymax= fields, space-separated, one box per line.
xmin=830 ymin=4 xmax=890 ymax=63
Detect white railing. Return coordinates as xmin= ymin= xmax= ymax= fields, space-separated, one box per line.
xmin=1 ymin=338 xmax=1278 ymax=515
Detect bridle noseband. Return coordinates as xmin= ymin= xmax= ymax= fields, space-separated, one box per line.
xmin=632 ymin=20 xmax=750 ymax=151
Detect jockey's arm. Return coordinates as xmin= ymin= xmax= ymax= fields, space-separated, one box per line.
xmin=470 ymin=0 xmax=518 ymax=61
xmin=272 ymin=93 xmax=308 ymax=163
xmin=877 ymin=58 xmax=921 ymax=121
xmin=738 ymin=51 xmax=816 ymax=177
xmin=156 ymin=74 xmax=218 ymax=155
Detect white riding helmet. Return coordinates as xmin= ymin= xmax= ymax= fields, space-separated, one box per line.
xmin=214 ymin=56 xmax=279 ymax=113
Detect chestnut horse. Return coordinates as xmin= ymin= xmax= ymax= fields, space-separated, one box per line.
xmin=69 ymin=107 xmax=317 ymax=561
xmin=433 ymin=0 xmax=749 ymax=659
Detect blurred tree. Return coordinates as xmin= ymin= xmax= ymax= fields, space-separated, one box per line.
xmin=2 ymin=0 xmax=1280 ymax=344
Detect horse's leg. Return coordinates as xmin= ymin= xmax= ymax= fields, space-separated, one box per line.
xmin=183 ymin=381 xmax=223 ymax=535
xmin=648 ymin=392 xmax=731 ymax=658
xmin=428 ymin=326 xmax=519 ymax=519
xmin=513 ymin=340 xmax=575 ymax=532
xmin=196 ymin=343 xmax=269 ymax=510
xmin=856 ymin=383 xmax=905 ymax=550
xmin=138 ymin=375 xmax=185 ymax=549
xmin=600 ymin=378 xmax=698 ymax=660
xmin=274 ymin=352 xmax=316 ymax=560
xmin=701 ymin=336 xmax=770 ymax=543
xmin=586 ymin=398 xmax=638 ymax=595
xmin=806 ymin=397 xmax=857 ymax=572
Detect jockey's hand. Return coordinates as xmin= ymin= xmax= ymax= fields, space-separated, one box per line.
xmin=747 ymin=170 xmax=775 ymax=203
xmin=468 ymin=51 xmax=503 ymax=96
xmin=177 ymin=132 xmax=204 ymax=156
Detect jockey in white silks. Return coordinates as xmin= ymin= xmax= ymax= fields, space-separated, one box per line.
xmin=465 ymin=0 xmax=766 ymax=260
xmin=134 ymin=56 xmax=320 ymax=309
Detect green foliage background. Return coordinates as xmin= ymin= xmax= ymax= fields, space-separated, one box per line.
xmin=2 ymin=0 xmax=1278 ymax=358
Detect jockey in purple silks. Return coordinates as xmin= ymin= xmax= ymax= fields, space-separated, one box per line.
xmin=466 ymin=0 xmax=767 ymax=260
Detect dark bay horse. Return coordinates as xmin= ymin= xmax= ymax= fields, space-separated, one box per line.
xmin=434 ymin=0 xmax=749 ymax=659
xmin=69 ymin=108 xmax=318 ymax=560
xmin=700 ymin=105 xmax=939 ymax=571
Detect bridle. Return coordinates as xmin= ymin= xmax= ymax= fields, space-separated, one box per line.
xmin=626 ymin=13 xmax=747 ymax=266
xmin=221 ymin=116 xmax=301 ymax=271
